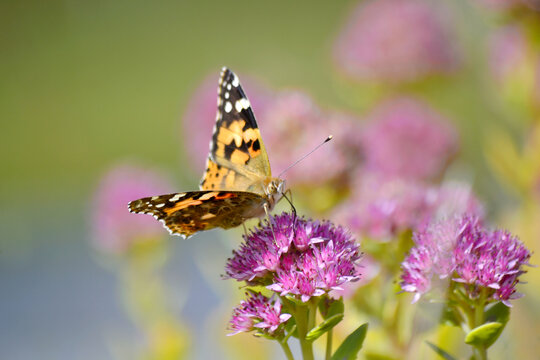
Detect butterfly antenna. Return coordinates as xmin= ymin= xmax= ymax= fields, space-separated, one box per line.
xmin=277 ymin=135 xmax=333 ymax=178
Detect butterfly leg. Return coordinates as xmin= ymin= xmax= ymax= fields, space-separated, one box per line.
xmin=281 ymin=189 xmax=297 ymax=237
xmin=263 ymin=202 xmax=278 ymax=244
xmin=242 ymin=222 xmax=249 ymax=237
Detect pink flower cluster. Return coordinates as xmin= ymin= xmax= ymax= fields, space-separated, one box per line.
xmin=228 ymin=292 xmax=292 ymax=336
xmin=333 ymin=0 xmax=458 ymax=83
xmin=92 ymin=164 xmax=173 ymax=253
xmin=401 ymin=216 xmax=531 ymax=305
xmin=332 ymin=176 xmax=483 ymax=240
xmin=360 ymin=98 xmax=458 ymax=181
xmin=225 ymin=213 xmax=362 ymax=303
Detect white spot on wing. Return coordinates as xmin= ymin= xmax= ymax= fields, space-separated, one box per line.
xmin=169 ymin=193 xmax=184 ymax=202
xmin=227 ymin=83 xmax=232 ymax=91
xmin=232 ymin=75 xmax=239 ymax=87
xmin=155 ymin=203 xmax=165 ymax=208
xmin=235 ymin=98 xmax=251 ymax=112
xmin=225 ymin=92 xmax=229 ymax=99
xmin=199 ymin=192 xmax=218 ymax=200
xmin=224 ymin=102 xmax=233 ymax=113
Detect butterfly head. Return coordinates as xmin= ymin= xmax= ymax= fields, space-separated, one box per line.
xmin=264 ymin=177 xmax=286 ymax=207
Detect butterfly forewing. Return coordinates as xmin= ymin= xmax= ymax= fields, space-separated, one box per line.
xmin=129 ymin=68 xmax=282 ymax=238
xmin=200 ymin=68 xmax=271 ymax=194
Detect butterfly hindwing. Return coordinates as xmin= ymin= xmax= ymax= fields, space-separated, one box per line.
xmin=128 ymin=190 xmax=267 ymax=238
xmin=200 ymin=68 xmax=271 ymax=193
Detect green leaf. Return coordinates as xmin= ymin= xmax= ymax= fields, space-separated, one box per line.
xmin=319 ymin=297 xmax=345 ymax=319
xmin=331 ymin=323 xmax=368 ymax=360
xmin=425 ymin=341 xmax=457 ymax=360
xmin=465 ymin=322 xmax=503 ymax=347
xmin=305 ymin=313 xmax=344 ymax=341
xmin=284 ymin=317 xmax=298 ymax=339
xmin=485 ymin=302 xmax=510 ymax=325
xmin=440 ymin=305 xmax=462 ymax=327
xmin=254 ymin=332 xmax=277 ymax=340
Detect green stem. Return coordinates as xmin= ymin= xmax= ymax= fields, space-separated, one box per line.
xmin=472 ymin=292 xmax=488 ymax=360
xmin=279 ymin=339 xmax=295 ymax=360
xmin=308 ymin=300 xmax=317 ymax=332
xmin=459 ymin=288 xmax=488 ymax=360
xmin=325 ymin=328 xmax=333 ymax=360
xmin=295 ymin=303 xmax=315 ymax=360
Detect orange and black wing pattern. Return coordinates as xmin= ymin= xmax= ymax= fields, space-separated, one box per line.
xmin=200 ymin=68 xmax=271 ymax=194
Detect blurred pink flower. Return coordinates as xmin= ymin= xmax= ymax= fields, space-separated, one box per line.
xmin=259 ymin=91 xmax=363 ymax=186
xmin=360 ymin=98 xmax=458 ymax=181
xmin=333 ymin=0 xmax=458 ymax=83
xmin=489 ymin=25 xmax=529 ymax=83
xmin=182 ymin=72 xmax=274 ymax=173
xmin=332 ymin=175 xmax=484 ymax=241
xmin=331 ymin=174 xmax=434 ymax=240
xmin=431 ymin=181 xmax=485 ymax=221
xmin=329 ymin=255 xmax=380 ymax=299
xmin=92 ymin=164 xmax=173 ymax=253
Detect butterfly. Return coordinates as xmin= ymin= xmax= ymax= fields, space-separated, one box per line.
xmin=128 ymin=67 xmax=285 ymax=238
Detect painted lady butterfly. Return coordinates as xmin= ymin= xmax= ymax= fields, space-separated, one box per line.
xmin=128 ymin=68 xmax=285 ymax=238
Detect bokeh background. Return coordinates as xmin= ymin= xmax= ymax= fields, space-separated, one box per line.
xmin=1 ymin=0 xmax=540 ymax=359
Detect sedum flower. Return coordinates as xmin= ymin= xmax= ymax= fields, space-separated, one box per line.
xmin=401 ymin=216 xmax=531 ymax=305
xmin=92 ymin=164 xmax=173 ymax=254
xmin=225 ymin=213 xmax=362 ymax=303
xmin=489 ymin=25 xmax=529 ymax=82
xmin=333 ymin=0 xmax=458 ymax=83
xmin=259 ymin=91 xmax=363 ymax=186
xmin=360 ymin=97 xmax=458 ymax=181
xmin=431 ymin=181 xmax=485 ymax=221
xmin=332 ymin=174 xmax=433 ymax=240
xmin=228 ymin=292 xmax=292 ymax=336
xmin=332 ymin=173 xmax=484 ymax=241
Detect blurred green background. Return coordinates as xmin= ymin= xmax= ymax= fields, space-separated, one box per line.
xmin=1 ymin=0 xmax=539 ymax=359
xmin=1 ymin=1 xmax=359 ymax=359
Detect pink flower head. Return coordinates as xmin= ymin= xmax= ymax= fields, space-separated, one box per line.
xmin=228 ymin=292 xmax=292 ymax=336
xmin=225 ymin=213 xmax=362 ymax=302
xmin=361 ymin=97 xmax=458 ymax=181
xmin=333 ymin=0 xmax=459 ymax=83
xmin=92 ymin=164 xmax=173 ymax=253
xmin=182 ymin=71 xmax=273 ymax=173
xmin=489 ymin=25 xmax=529 ymax=83
xmin=332 ymin=174 xmax=434 ymax=239
xmin=259 ymin=91 xmax=362 ymax=186
xmin=431 ymin=181 xmax=485 ymax=221
xmin=401 ymin=216 xmax=531 ymax=305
